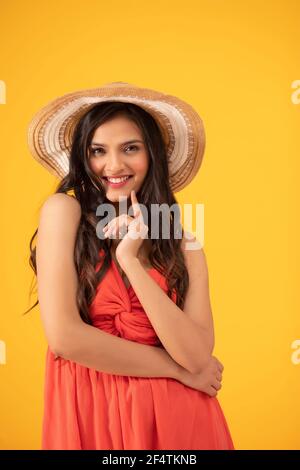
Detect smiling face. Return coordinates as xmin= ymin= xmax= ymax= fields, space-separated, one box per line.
xmin=88 ymin=115 xmax=149 ymax=207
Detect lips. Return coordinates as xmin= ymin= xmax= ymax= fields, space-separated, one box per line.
xmin=102 ymin=175 xmax=133 ymax=188
xmin=102 ymin=175 xmax=133 ymax=180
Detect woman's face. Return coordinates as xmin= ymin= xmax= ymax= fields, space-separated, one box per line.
xmin=88 ymin=115 xmax=149 ymax=204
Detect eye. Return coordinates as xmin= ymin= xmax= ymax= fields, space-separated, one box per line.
xmin=89 ymin=145 xmax=140 ymax=156
xmin=125 ymin=145 xmax=139 ymax=153
xmin=90 ymin=148 xmax=104 ymax=156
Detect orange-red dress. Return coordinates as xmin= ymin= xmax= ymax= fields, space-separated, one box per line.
xmin=42 ymin=250 xmax=235 ymax=450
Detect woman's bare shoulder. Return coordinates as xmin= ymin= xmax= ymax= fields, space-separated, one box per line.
xmin=40 ymin=193 xmax=81 ymax=222
xmin=37 ymin=193 xmax=82 ymax=250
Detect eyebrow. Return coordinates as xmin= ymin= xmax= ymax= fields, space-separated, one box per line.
xmin=90 ymin=139 xmax=144 ymax=147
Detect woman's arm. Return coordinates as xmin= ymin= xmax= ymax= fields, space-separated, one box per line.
xmin=36 ymin=193 xmax=183 ymax=380
xmin=117 ymin=233 xmax=215 ymax=375
xmin=56 ymin=320 xmax=183 ymax=379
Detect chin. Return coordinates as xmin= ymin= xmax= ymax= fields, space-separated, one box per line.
xmin=105 ymin=191 xmax=132 ymax=202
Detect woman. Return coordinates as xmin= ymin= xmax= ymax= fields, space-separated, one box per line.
xmin=25 ymin=82 xmax=234 ymax=450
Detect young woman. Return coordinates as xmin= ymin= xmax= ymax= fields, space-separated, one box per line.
xmin=25 ymin=82 xmax=235 ymax=450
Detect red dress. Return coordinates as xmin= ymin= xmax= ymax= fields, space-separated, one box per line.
xmin=42 ymin=250 xmax=235 ymax=450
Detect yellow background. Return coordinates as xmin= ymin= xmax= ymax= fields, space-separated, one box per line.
xmin=0 ymin=0 xmax=299 ymax=450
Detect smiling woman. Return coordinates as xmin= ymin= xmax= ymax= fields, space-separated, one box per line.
xmin=87 ymin=117 xmax=149 ymax=203
xmin=25 ymin=81 xmax=234 ymax=450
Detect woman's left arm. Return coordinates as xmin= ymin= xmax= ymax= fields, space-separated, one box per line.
xmin=119 ymin=233 xmax=215 ymax=375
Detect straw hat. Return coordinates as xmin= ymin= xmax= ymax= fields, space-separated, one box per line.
xmin=27 ymin=81 xmax=206 ymax=193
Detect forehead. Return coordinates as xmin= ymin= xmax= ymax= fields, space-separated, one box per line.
xmin=92 ymin=115 xmax=142 ymax=144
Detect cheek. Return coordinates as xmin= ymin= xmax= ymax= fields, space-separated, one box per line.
xmin=132 ymin=155 xmax=149 ymax=175
xmin=89 ymin=159 xmax=103 ymax=173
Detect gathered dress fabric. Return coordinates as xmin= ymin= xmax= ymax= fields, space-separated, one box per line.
xmin=42 ymin=249 xmax=234 ymax=450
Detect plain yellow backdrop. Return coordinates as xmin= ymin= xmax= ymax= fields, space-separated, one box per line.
xmin=0 ymin=0 xmax=299 ymax=450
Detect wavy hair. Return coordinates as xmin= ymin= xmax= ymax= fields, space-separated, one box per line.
xmin=24 ymin=101 xmax=189 ymax=324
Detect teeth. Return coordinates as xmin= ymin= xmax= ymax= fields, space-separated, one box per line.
xmin=106 ymin=176 xmax=131 ymax=183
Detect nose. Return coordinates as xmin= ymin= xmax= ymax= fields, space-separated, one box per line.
xmin=105 ymin=151 xmax=127 ymax=173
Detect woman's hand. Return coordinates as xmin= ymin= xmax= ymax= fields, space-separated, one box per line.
xmin=103 ymin=190 xmax=148 ymax=263
xmin=176 ymin=356 xmax=224 ymax=397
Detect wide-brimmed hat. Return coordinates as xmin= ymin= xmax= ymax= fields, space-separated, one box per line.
xmin=27 ymin=81 xmax=206 ymax=192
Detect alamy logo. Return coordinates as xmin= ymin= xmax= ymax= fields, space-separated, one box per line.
xmin=291 ymin=339 xmax=300 ymax=365
xmin=96 ymin=199 xmax=204 ymax=249
xmin=0 ymin=80 xmax=6 ymax=104
xmin=291 ymin=80 xmax=300 ymax=105
xmin=0 ymin=340 xmax=6 ymax=364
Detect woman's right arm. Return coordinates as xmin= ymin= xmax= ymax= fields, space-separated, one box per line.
xmin=36 ymin=193 xmax=184 ymax=380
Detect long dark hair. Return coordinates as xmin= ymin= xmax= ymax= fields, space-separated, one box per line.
xmin=24 ymin=101 xmax=189 ymax=324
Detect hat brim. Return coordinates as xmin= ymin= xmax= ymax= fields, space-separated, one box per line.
xmin=27 ymin=82 xmax=205 ymax=193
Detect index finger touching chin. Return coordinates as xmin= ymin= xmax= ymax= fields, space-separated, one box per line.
xmin=131 ymin=190 xmax=140 ymax=216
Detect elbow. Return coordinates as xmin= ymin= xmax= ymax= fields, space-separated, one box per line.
xmin=174 ymin=335 xmax=214 ymax=375
xmin=186 ymin=344 xmax=214 ymax=375
xmin=48 ymin=329 xmax=77 ymax=360
xmin=186 ymin=336 xmax=215 ymax=375
xmin=187 ymin=355 xmax=211 ymax=375
xmin=49 ymin=339 xmax=69 ymax=359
